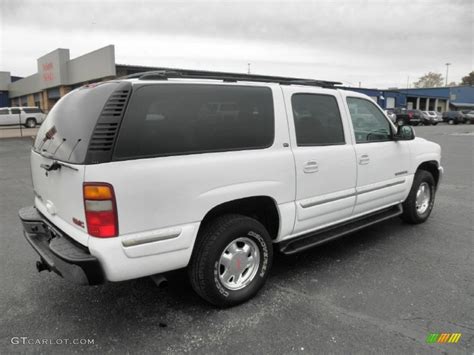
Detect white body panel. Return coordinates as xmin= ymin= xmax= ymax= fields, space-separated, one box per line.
xmin=282 ymin=86 xmax=357 ymax=235
xmin=29 ymin=79 xmax=443 ymax=282
xmin=31 ymin=151 xmax=90 ymax=246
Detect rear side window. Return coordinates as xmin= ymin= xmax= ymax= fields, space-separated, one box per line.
xmin=114 ymin=84 xmax=274 ymax=159
xmin=33 ymin=82 xmax=121 ymax=163
xmin=0 ymin=109 xmax=8 ymax=115
xmin=291 ymin=94 xmax=345 ymax=146
xmin=23 ymin=108 xmax=42 ymax=113
xmin=11 ymin=108 xmax=20 ymax=115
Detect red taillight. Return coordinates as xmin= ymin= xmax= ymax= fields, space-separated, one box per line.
xmin=408 ymin=112 xmax=413 ymax=118
xmin=83 ymin=183 xmax=118 ymax=238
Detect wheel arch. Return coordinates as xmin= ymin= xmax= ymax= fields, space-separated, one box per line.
xmin=197 ymin=196 xmax=280 ymax=242
xmin=416 ymin=160 xmax=440 ymax=187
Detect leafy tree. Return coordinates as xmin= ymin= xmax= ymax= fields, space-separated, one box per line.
xmin=448 ymin=81 xmax=457 ymax=86
xmin=414 ymin=72 xmax=444 ymax=88
xmin=461 ymin=71 xmax=474 ymax=85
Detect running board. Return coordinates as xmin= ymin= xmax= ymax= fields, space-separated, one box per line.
xmin=279 ymin=205 xmax=403 ymax=255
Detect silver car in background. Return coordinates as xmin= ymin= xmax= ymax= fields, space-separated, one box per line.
xmin=422 ymin=111 xmax=442 ymax=126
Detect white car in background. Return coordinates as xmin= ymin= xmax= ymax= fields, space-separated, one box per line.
xmin=384 ymin=109 xmax=397 ymax=123
xmin=0 ymin=107 xmax=46 ymax=128
xmin=422 ymin=111 xmax=442 ymax=126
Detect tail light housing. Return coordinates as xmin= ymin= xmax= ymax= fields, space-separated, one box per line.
xmin=83 ymin=183 xmax=118 ymax=238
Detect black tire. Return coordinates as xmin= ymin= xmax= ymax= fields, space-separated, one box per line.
xmin=432 ymin=122 xmax=438 ymax=126
xmin=25 ymin=118 xmax=36 ymax=128
xmin=401 ymin=170 xmax=436 ymax=224
xmin=188 ymin=214 xmax=273 ymax=307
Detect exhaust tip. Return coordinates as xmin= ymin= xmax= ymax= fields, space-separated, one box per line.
xmin=150 ymin=274 xmax=168 ymax=288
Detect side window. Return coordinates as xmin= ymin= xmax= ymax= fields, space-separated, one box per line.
xmin=346 ymin=97 xmax=392 ymax=143
xmin=291 ymin=94 xmax=345 ymax=146
xmin=23 ymin=108 xmax=40 ymax=113
xmin=0 ymin=109 xmax=9 ymax=115
xmin=10 ymin=108 xmax=21 ymax=115
xmin=114 ymin=84 xmax=274 ymax=159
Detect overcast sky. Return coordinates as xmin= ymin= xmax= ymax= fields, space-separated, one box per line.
xmin=0 ymin=0 xmax=472 ymax=88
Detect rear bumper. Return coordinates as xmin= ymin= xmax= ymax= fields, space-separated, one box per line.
xmin=19 ymin=206 xmax=105 ymax=285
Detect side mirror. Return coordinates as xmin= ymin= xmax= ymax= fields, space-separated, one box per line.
xmin=395 ymin=125 xmax=415 ymax=140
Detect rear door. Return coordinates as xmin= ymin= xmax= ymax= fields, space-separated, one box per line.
xmin=31 ymin=152 xmax=88 ymax=245
xmin=10 ymin=108 xmax=21 ymax=124
xmin=284 ymin=87 xmax=357 ymax=235
xmin=31 ymin=82 xmax=124 ymax=245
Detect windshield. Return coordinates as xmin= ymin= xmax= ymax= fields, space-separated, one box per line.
xmin=33 ymin=82 xmax=120 ymax=164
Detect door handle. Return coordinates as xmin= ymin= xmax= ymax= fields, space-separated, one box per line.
xmin=359 ymin=154 xmax=370 ymax=165
xmin=303 ymin=160 xmax=319 ymax=173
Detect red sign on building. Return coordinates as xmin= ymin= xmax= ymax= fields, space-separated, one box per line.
xmin=42 ymin=62 xmax=54 ymax=82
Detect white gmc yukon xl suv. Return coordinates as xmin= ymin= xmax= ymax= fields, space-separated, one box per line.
xmin=19 ymin=70 xmax=443 ymax=307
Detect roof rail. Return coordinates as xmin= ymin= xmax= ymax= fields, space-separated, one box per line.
xmin=121 ymin=69 xmax=342 ymax=88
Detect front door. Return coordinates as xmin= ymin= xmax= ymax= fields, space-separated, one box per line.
xmin=285 ymin=88 xmax=357 ymax=236
xmin=344 ymin=95 xmax=411 ymax=216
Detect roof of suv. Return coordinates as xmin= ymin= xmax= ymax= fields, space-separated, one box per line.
xmin=5 ymin=106 xmax=41 ymax=109
xmin=120 ymin=69 xmax=342 ymax=89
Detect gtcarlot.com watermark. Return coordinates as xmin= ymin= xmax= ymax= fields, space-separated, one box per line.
xmin=11 ymin=337 xmax=94 ymax=345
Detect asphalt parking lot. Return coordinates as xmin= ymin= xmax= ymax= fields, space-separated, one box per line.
xmin=0 ymin=124 xmax=472 ymax=354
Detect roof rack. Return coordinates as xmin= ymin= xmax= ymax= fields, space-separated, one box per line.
xmin=121 ymin=69 xmax=341 ymax=88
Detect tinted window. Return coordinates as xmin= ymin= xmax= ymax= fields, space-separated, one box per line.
xmin=23 ymin=108 xmax=41 ymax=113
xmin=10 ymin=108 xmax=20 ymax=114
xmin=114 ymin=84 xmax=274 ymax=159
xmin=0 ymin=109 xmax=8 ymax=115
xmin=291 ymin=94 xmax=345 ymax=146
xmin=33 ymin=82 xmax=121 ymax=163
xmin=347 ymin=97 xmax=392 ymax=143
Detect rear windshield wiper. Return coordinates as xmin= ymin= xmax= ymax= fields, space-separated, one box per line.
xmin=40 ymin=160 xmax=78 ymax=172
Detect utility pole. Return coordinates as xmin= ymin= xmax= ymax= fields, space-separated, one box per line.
xmin=247 ymin=63 xmax=251 ymax=74
xmin=406 ymin=75 xmax=410 ymax=88
xmin=445 ymin=63 xmax=451 ymax=86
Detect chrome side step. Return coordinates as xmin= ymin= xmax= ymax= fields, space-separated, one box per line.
xmin=279 ymin=204 xmax=403 ymax=255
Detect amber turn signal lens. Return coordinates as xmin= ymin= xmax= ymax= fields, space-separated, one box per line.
xmin=83 ymin=185 xmax=113 ymax=200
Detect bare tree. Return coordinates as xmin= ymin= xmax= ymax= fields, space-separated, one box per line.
xmin=414 ymin=72 xmax=444 ymax=88
xmin=461 ymin=71 xmax=474 ymax=85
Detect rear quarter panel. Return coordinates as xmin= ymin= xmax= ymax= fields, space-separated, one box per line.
xmin=84 ymin=85 xmax=296 ymax=238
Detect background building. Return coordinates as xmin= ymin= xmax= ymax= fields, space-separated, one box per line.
xmin=341 ymin=86 xmax=474 ymax=111
xmin=0 ymin=45 xmax=160 ymax=112
xmin=338 ymin=87 xmax=407 ymax=109
xmin=399 ymin=86 xmax=474 ymax=111
xmin=1 ymin=45 xmax=473 ymax=112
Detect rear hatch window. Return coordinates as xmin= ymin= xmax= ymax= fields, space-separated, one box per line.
xmin=33 ymin=82 xmax=121 ymax=164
